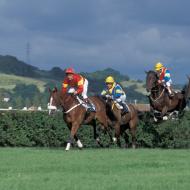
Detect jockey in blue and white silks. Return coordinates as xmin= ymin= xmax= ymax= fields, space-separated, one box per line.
xmin=101 ymin=76 xmax=128 ymax=113
xmin=155 ymin=62 xmax=174 ymax=97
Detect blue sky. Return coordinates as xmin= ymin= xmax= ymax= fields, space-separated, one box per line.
xmin=0 ymin=0 xmax=190 ymax=83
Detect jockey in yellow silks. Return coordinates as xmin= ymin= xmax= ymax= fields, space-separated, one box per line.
xmin=101 ymin=76 xmax=128 ymax=113
xmin=155 ymin=62 xmax=174 ymax=97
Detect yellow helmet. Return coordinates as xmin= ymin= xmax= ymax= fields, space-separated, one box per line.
xmin=105 ymin=76 xmax=115 ymax=83
xmin=155 ymin=62 xmax=164 ymax=71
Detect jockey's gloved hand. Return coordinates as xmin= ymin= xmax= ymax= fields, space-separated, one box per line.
xmin=105 ymin=94 xmax=112 ymax=99
xmin=101 ymin=95 xmax=107 ymax=100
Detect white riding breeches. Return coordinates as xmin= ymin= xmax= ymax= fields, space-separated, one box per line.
xmin=165 ymin=79 xmax=172 ymax=87
xmin=115 ymin=94 xmax=126 ymax=103
xmin=82 ymin=79 xmax=88 ymax=99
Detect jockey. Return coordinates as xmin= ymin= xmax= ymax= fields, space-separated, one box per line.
xmin=101 ymin=76 xmax=128 ymax=114
xmin=62 ymin=67 xmax=95 ymax=112
xmin=155 ymin=62 xmax=174 ymax=97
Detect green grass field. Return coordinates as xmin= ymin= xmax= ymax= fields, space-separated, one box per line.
xmin=0 ymin=148 xmax=189 ymax=190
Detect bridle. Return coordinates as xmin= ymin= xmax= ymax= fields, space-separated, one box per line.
xmin=147 ymin=72 xmax=165 ymax=104
xmin=48 ymin=92 xmax=84 ymax=115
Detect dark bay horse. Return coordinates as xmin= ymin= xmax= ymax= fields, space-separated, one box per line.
xmin=48 ymin=88 xmax=112 ymax=150
xmin=146 ymin=70 xmax=190 ymax=120
xmin=102 ymin=97 xmax=138 ymax=148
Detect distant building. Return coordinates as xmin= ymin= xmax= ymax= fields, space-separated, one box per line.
xmin=3 ymin=97 xmax=10 ymax=102
xmin=37 ymin=106 xmax=42 ymax=111
xmin=22 ymin=107 xmax=27 ymax=110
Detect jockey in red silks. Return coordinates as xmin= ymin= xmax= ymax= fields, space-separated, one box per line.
xmin=62 ymin=67 xmax=95 ymax=112
xmin=155 ymin=62 xmax=174 ymax=97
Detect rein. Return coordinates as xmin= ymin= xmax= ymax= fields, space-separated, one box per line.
xmin=150 ymin=88 xmax=165 ymax=103
xmin=64 ymin=103 xmax=82 ymax=114
xmin=63 ymin=95 xmax=84 ymax=114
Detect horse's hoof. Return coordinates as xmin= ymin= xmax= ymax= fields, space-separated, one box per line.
xmin=163 ymin=116 xmax=168 ymax=120
xmin=154 ymin=117 xmax=158 ymax=122
xmin=112 ymin=137 xmax=117 ymax=142
xmin=77 ymin=140 xmax=83 ymax=149
xmin=65 ymin=143 xmax=71 ymax=151
xmin=96 ymin=138 xmax=101 ymax=144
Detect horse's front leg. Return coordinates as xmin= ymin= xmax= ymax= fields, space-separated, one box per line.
xmin=66 ymin=122 xmax=81 ymax=151
xmin=92 ymin=120 xmax=104 ymax=147
xmin=114 ymin=122 xmax=121 ymax=147
xmin=161 ymin=106 xmax=168 ymax=120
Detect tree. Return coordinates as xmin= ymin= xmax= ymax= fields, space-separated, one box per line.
xmin=14 ymin=96 xmax=24 ymax=108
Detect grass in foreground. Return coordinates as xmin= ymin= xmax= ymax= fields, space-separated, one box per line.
xmin=0 ymin=148 xmax=189 ymax=190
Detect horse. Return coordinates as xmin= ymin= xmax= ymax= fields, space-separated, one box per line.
xmin=48 ymin=88 xmax=113 ymax=150
xmin=102 ymin=96 xmax=138 ymax=148
xmin=146 ymin=70 xmax=190 ymax=121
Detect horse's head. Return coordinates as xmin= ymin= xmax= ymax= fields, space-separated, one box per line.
xmin=146 ymin=70 xmax=158 ymax=92
xmin=101 ymin=95 xmax=119 ymax=120
xmin=48 ymin=87 xmax=59 ymax=115
xmin=48 ymin=87 xmax=78 ymax=115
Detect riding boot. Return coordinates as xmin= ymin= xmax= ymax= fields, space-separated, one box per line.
xmin=167 ymin=87 xmax=174 ymax=98
xmin=120 ymin=102 xmax=128 ymax=114
xmin=84 ymin=98 xmax=96 ymax=112
xmin=169 ymin=92 xmax=174 ymax=98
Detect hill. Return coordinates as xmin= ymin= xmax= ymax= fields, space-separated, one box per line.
xmin=81 ymin=68 xmax=130 ymax=82
xmin=0 ymin=73 xmax=47 ymax=92
xmin=0 ymin=55 xmax=40 ymax=77
xmin=0 ymin=55 xmax=148 ymax=108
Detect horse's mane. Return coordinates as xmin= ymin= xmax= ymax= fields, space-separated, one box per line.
xmin=181 ymin=85 xmax=187 ymax=94
xmin=95 ymin=95 xmax=107 ymax=106
xmin=95 ymin=95 xmax=118 ymax=120
xmin=58 ymin=92 xmax=79 ymax=106
xmin=147 ymin=70 xmax=158 ymax=76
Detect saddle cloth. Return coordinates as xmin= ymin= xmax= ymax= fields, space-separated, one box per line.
xmin=76 ymin=96 xmax=96 ymax=111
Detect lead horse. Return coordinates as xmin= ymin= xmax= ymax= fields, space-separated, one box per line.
xmin=146 ymin=70 xmax=190 ymax=120
xmin=48 ymin=88 xmax=113 ymax=150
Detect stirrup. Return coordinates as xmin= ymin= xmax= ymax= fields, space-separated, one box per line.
xmin=169 ymin=93 xmax=174 ymax=97
xmin=123 ymin=109 xmax=128 ymax=114
xmin=87 ymin=107 xmax=96 ymax=112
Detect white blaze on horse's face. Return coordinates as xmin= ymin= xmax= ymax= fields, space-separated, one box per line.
xmin=47 ymin=96 xmax=57 ymax=115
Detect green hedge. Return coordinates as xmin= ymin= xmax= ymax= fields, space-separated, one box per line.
xmin=0 ymin=111 xmax=190 ymax=148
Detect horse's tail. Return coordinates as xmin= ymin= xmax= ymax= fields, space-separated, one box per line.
xmin=182 ymin=76 xmax=190 ymax=101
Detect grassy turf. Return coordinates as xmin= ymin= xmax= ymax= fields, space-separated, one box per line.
xmin=0 ymin=148 xmax=189 ymax=190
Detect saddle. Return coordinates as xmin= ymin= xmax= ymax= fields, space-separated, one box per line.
xmin=166 ymin=88 xmax=183 ymax=99
xmin=76 ymin=95 xmax=96 ymax=112
xmin=114 ymin=101 xmax=130 ymax=115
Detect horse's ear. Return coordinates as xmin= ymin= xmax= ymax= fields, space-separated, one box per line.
xmin=53 ymin=87 xmax=58 ymax=92
xmin=187 ymin=75 xmax=190 ymax=80
xmin=48 ymin=87 xmax=52 ymax=93
xmin=145 ymin=70 xmax=148 ymax=74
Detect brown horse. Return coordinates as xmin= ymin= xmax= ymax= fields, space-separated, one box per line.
xmin=48 ymin=88 xmax=112 ymax=150
xmin=146 ymin=70 xmax=190 ymax=120
xmin=102 ymin=97 xmax=138 ymax=148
